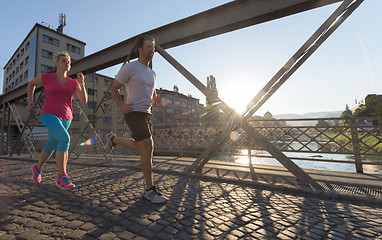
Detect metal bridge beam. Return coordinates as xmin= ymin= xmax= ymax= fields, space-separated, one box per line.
xmin=68 ymin=0 xmax=342 ymax=76
xmin=0 ymin=0 xmax=342 ymax=106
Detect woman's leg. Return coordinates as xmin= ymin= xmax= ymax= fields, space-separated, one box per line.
xmin=40 ymin=114 xmax=71 ymax=175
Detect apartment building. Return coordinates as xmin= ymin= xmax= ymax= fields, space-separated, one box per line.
xmin=71 ymin=73 xmax=127 ymax=137
xmin=2 ymin=23 xmax=85 ymax=94
xmin=153 ymin=88 xmax=204 ymax=124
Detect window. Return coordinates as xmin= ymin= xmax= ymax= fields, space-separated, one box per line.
xmin=42 ymin=34 xmax=59 ymax=46
xmin=71 ymin=128 xmax=80 ymax=134
xmin=24 ymin=70 xmax=28 ymax=79
xmin=26 ymin=41 xmax=30 ymax=50
xmin=16 ymin=54 xmax=20 ymax=61
xmin=88 ymin=75 xmax=98 ymax=83
xmin=16 ymin=66 xmax=19 ymax=74
xmin=103 ymin=92 xmax=112 ymax=99
xmin=104 ymin=80 xmax=112 ymax=86
xmin=103 ymin=104 xmax=112 ymax=112
xmin=88 ymin=88 xmax=97 ymax=96
xmin=66 ymin=43 xmax=80 ymax=54
xmin=103 ymin=117 xmax=112 ymax=124
xmin=41 ymin=64 xmax=55 ymax=73
xmin=87 ymin=115 xmax=97 ymax=122
xmin=42 ymin=49 xmax=53 ymax=59
xmin=118 ymin=118 xmax=124 ymax=124
xmin=25 ymin=56 xmax=29 ymax=64
xmin=166 ymin=108 xmax=174 ymax=113
xmin=6 ymin=67 xmax=9 ymax=73
xmin=88 ymin=101 xmax=97 ymax=109
xmin=20 ymin=61 xmax=24 ymax=69
xmin=21 ymin=48 xmax=24 ymax=56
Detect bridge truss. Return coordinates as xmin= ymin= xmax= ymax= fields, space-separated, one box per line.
xmin=0 ymin=0 xmax=363 ymax=189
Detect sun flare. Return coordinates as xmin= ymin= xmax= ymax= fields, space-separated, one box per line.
xmin=220 ymin=85 xmax=255 ymax=115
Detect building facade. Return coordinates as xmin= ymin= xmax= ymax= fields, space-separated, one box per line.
xmin=2 ymin=23 xmax=85 ymax=94
xmin=153 ymin=88 xmax=204 ymax=124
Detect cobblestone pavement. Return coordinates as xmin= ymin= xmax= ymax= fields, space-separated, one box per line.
xmin=1 ymin=160 xmax=382 ymax=239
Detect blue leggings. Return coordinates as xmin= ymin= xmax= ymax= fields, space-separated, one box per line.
xmin=41 ymin=114 xmax=72 ymax=154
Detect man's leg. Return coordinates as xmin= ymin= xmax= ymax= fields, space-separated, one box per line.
xmin=135 ymin=137 xmax=154 ymax=190
xmin=113 ymin=137 xmax=139 ymax=152
xmin=114 ymin=136 xmax=154 ymax=189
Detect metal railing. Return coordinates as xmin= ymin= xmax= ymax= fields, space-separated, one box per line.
xmin=152 ymin=116 xmax=382 ymax=173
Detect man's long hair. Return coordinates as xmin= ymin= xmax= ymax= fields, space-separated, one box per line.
xmin=122 ymin=35 xmax=154 ymax=69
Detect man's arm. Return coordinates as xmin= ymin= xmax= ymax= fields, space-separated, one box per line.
xmin=110 ymin=80 xmax=133 ymax=113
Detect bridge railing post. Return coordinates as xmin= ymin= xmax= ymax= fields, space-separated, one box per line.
xmin=349 ymin=118 xmax=363 ymax=173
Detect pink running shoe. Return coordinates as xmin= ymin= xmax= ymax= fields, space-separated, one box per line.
xmin=31 ymin=164 xmax=42 ymax=183
xmin=55 ymin=175 xmax=75 ymax=190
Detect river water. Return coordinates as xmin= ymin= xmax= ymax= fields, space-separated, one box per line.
xmin=233 ymin=150 xmax=382 ymax=174
xmin=213 ymin=144 xmax=382 ymax=174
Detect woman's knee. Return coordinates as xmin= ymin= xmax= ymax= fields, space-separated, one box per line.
xmin=56 ymin=133 xmax=70 ymax=152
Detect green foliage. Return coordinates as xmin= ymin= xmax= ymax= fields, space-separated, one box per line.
xmin=316 ymin=120 xmax=330 ymax=127
xmin=353 ymin=95 xmax=382 ymax=125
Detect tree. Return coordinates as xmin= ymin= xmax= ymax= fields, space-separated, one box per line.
xmin=354 ymin=95 xmax=382 ymax=117
xmin=316 ymin=120 xmax=330 ymax=127
xmin=173 ymin=85 xmax=179 ymax=92
xmin=353 ymin=95 xmax=382 ymax=125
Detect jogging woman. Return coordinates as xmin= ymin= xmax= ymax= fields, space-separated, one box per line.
xmin=27 ymin=51 xmax=88 ymax=190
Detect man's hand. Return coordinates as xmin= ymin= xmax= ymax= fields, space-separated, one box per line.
xmin=153 ymin=94 xmax=164 ymax=106
xmin=121 ymin=103 xmax=134 ymax=114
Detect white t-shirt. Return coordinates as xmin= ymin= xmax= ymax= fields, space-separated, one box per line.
xmin=115 ymin=61 xmax=156 ymax=113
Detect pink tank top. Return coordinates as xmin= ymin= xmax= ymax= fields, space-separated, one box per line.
xmin=40 ymin=73 xmax=78 ymax=120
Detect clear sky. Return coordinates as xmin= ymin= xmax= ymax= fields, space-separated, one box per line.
xmin=1 ymin=0 xmax=381 ymax=116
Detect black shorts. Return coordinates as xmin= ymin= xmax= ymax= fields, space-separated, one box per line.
xmin=124 ymin=112 xmax=153 ymax=142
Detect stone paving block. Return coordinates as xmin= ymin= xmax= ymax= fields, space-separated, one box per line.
xmin=17 ymin=229 xmax=40 ymax=240
xmin=66 ymin=229 xmax=87 ymax=239
xmin=66 ymin=220 xmax=84 ymax=228
xmin=0 ymin=234 xmax=17 ymax=240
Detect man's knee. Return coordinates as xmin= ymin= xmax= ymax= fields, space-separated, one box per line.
xmin=136 ymin=137 xmax=153 ymax=153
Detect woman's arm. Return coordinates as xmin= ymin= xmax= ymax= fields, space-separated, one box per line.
xmin=75 ymin=72 xmax=88 ymax=103
xmin=27 ymin=74 xmax=43 ymax=112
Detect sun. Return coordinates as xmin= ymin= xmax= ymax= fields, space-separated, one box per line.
xmin=220 ymin=84 xmax=255 ymax=115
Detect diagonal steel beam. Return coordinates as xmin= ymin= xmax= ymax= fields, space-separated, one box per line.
xmin=244 ymin=0 xmax=363 ymax=119
xmin=156 ymin=45 xmax=322 ymax=188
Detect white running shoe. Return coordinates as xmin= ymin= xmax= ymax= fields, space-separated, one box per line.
xmin=143 ymin=186 xmax=167 ymax=204
xmin=104 ymin=132 xmax=116 ymax=153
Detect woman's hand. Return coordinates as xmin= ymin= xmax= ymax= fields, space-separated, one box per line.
xmin=27 ymin=102 xmax=35 ymax=113
xmin=77 ymin=72 xmax=85 ymax=84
